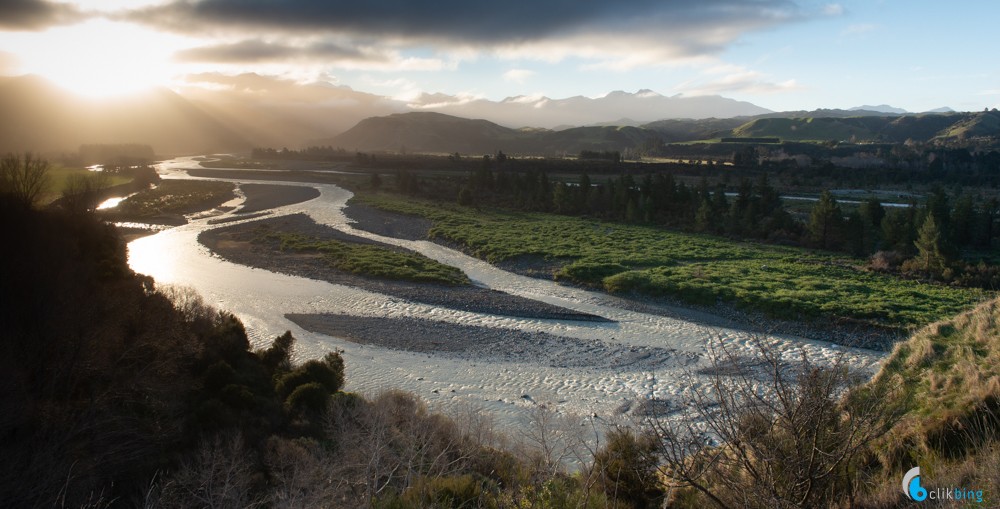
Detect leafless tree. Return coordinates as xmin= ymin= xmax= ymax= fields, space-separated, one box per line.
xmin=650 ymin=335 xmax=906 ymax=509
xmin=262 ymin=436 xmax=339 ymax=508
xmin=61 ymin=170 xmax=110 ymax=214
xmin=324 ymin=390 xmax=479 ymax=505
xmin=0 ymin=152 xmax=50 ymax=208
xmin=157 ymin=433 xmax=267 ymax=509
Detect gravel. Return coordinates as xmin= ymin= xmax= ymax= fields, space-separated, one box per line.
xmin=236 ymin=184 xmax=320 ymax=214
xmin=287 ymin=313 xmax=699 ymax=371
xmin=199 ymin=214 xmax=609 ymax=322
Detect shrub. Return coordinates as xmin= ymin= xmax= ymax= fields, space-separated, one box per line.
xmin=556 ymin=261 xmax=628 ymax=283
xmin=593 ymin=428 xmax=663 ymax=508
xmin=286 ymin=382 xmax=330 ymax=415
xmin=868 ymin=250 xmax=905 ymax=272
xmin=276 ymin=351 xmax=345 ymax=399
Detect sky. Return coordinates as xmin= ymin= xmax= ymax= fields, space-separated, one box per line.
xmin=0 ymin=0 xmax=997 ymax=113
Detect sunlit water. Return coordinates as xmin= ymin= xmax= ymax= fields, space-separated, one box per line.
xmin=129 ymin=156 xmax=886 ymax=431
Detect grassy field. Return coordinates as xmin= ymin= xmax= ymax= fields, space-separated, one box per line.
xmin=355 ymin=193 xmax=987 ymax=331
xmin=113 ymin=180 xmax=235 ymax=218
xmin=259 ymin=230 xmax=470 ymax=285
xmin=41 ymin=166 xmax=133 ymax=204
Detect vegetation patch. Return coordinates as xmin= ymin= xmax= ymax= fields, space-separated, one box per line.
xmin=113 ymin=180 xmax=235 ymax=218
xmin=355 ymin=193 xmax=986 ymax=330
xmin=256 ymin=228 xmax=469 ymax=286
xmin=44 ymin=166 xmax=132 ymax=203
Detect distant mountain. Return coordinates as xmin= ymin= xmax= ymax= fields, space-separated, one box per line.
xmin=754 ymin=108 xmax=897 ymax=119
xmin=1 ymin=73 xmax=992 ymax=155
xmin=405 ymin=90 xmax=772 ymax=129
xmin=926 ymin=107 xmax=955 ymax=113
xmin=849 ymin=104 xmax=908 ymax=114
xmin=321 ymin=112 xmax=663 ymax=155
xmin=178 ymin=73 xmax=404 ymax=149
xmin=0 ymin=75 xmax=774 ymax=153
xmin=324 ymin=112 xmax=521 ymax=154
xmin=0 ymin=75 xmax=250 ymax=154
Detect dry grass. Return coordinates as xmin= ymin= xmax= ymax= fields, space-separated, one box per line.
xmin=856 ymin=298 xmax=1000 ymax=507
xmin=875 ymin=299 xmax=1000 ymax=419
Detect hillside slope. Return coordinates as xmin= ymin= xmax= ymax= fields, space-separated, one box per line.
xmin=727 ymin=111 xmax=1000 ymax=143
xmin=858 ymin=296 xmax=1000 ymax=505
xmin=322 ymin=112 xmax=664 ymax=155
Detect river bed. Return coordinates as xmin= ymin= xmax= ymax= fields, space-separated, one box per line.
xmin=127 ymin=156 xmax=885 ymax=432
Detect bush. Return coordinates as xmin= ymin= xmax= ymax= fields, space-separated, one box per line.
xmin=387 ymin=474 xmax=486 ymax=508
xmin=556 ymin=261 xmax=628 ymax=283
xmin=286 ymin=382 xmax=330 ymax=415
xmin=276 ymin=352 xmax=345 ymax=399
xmin=868 ymin=250 xmax=905 ymax=272
xmin=593 ymin=428 xmax=663 ymax=508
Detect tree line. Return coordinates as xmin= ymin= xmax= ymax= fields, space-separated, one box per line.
xmin=388 ymin=166 xmax=999 ymax=288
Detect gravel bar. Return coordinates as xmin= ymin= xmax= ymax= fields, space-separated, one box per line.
xmin=199 ymin=214 xmax=609 ymax=322
xmin=288 ymin=313 xmax=698 ymax=371
xmin=236 ymin=184 xmax=320 ymax=214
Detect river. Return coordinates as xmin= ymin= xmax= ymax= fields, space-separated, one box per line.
xmin=127 ymin=156 xmax=885 ymax=431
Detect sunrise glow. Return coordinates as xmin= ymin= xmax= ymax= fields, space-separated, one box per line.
xmin=3 ymin=19 xmax=182 ymax=98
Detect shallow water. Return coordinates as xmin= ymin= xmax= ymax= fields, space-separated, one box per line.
xmin=128 ymin=156 xmax=886 ymax=431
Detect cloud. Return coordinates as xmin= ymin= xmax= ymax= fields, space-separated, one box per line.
xmin=676 ymin=67 xmax=802 ymax=96
xmin=125 ymin=0 xmax=805 ymax=63
xmin=174 ymin=39 xmax=370 ymax=64
xmin=822 ymin=3 xmax=844 ymax=16
xmin=503 ymin=69 xmax=535 ymax=84
xmin=173 ymin=37 xmax=458 ymax=72
xmin=0 ymin=0 xmax=85 ymax=30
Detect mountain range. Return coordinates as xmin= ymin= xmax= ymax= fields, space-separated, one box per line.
xmin=0 ymin=73 xmax=994 ymax=156
xmin=0 ymin=74 xmax=770 ymax=154
xmin=327 ymin=110 xmax=1000 ymax=155
xmin=403 ymin=89 xmax=771 ymax=128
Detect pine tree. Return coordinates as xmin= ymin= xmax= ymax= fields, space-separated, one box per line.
xmin=577 ymin=174 xmax=592 ymax=213
xmin=807 ymin=191 xmax=843 ymax=250
xmin=695 ymin=199 xmax=713 ymax=233
xmin=913 ymin=214 xmax=948 ymax=277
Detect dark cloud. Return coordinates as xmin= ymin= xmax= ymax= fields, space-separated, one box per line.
xmin=126 ymin=0 xmax=802 ymax=46
xmin=174 ymin=39 xmax=371 ymax=64
xmin=0 ymin=0 xmax=84 ymax=30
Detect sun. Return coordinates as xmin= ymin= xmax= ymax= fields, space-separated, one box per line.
xmin=6 ymin=19 xmax=182 ymax=98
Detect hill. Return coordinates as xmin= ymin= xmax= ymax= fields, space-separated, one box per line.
xmin=321 ymin=112 xmax=664 ymax=155
xmin=323 ymin=112 xmax=521 ymax=154
xmin=721 ymin=111 xmax=1000 ymax=143
xmin=856 ymin=296 xmax=1000 ymax=505
xmin=641 ymin=117 xmax=752 ymax=142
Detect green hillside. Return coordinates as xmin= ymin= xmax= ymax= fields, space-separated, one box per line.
xmin=731 ymin=117 xmax=877 ymax=141
xmin=726 ymin=111 xmax=1000 ymax=143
